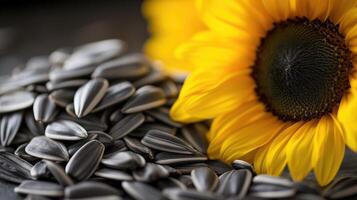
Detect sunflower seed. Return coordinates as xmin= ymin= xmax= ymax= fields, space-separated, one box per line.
xmin=49 ymin=89 xmax=76 ymax=108
xmin=15 ymin=180 xmax=64 ymax=197
xmin=191 ymin=167 xmax=218 ymax=192
xmin=217 ymin=169 xmax=253 ymax=198
xmin=122 ymin=181 xmax=163 ymax=200
xmin=0 ymin=152 xmax=33 ymax=183
xmin=232 ymin=160 xmax=254 ymax=172
xmin=0 ymin=90 xmax=35 ymax=113
xmin=66 ymin=140 xmax=105 ymax=181
xmin=74 ymin=78 xmax=109 ymax=117
xmin=25 ymin=110 xmax=45 ymax=136
xmin=142 ymin=130 xmax=197 ymax=155
xmin=174 ymin=163 xmax=209 ymax=175
xmin=250 ymin=175 xmax=295 ymax=199
xmin=49 ymin=48 xmax=71 ymax=66
xmin=1 ymin=111 xmax=23 ymax=146
xmin=145 ymin=107 xmax=182 ymax=127
xmin=45 ymin=120 xmax=88 ymax=141
xmin=155 ymin=152 xmax=207 ymax=165
xmin=88 ymin=131 xmax=113 ymax=145
xmin=122 ymin=85 xmax=166 ymax=113
xmin=92 ymin=81 xmax=135 ymax=112
xmin=58 ymin=113 xmax=108 ymax=131
xmin=92 ymin=53 xmax=150 ymax=80
xmin=67 ymin=136 xmax=96 ymax=157
xmin=25 ymin=195 xmax=51 ymax=200
xmin=323 ymin=175 xmax=357 ymax=199
xmin=124 ymin=137 xmax=154 ymax=159
xmin=133 ymin=68 xmax=168 ymax=87
xmin=15 ymin=143 xmax=39 ymax=162
xmin=161 ymin=80 xmax=179 ymax=98
xmin=109 ymin=110 xmax=125 ymax=124
xmin=31 ymin=160 xmax=50 ymax=179
xmin=46 ymin=79 xmax=89 ymax=91
xmin=109 ymin=113 xmax=145 ymax=139
xmin=102 ymin=151 xmax=146 ymax=170
xmin=206 ymin=160 xmax=232 ymax=175
xmin=25 ymin=136 xmax=69 ymax=161
xmin=65 ymin=181 xmax=121 ymax=200
xmin=44 ymin=160 xmax=74 ymax=186
xmin=156 ymin=177 xmax=187 ymax=190
xmin=33 ymin=94 xmax=58 ymax=123
xmin=132 ymin=122 xmax=176 ymax=137
xmin=104 ymin=140 xmax=128 ymax=157
xmin=163 ymin=188 xmax=222 ymax=200
xmin=26 ymin=85 xmax=49 ymax=93
xmin=95 ymin=168 xmax=133 ymax=181
xmin=133 ymin=163 xmax=169 ymax=182
xmin=180 ymin=124 xmax=208 ymax=154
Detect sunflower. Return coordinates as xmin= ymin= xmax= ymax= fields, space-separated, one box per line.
xmin=170 ymin=0 xmax=357 ymax=185
xmin=142 ymin=0 xmax=205 ymax=74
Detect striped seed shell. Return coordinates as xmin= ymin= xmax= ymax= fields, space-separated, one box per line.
xmin=73 ymin=78 xmax=109 ymax=117
xmin=25 ymin=136 xmax=69 ymax=161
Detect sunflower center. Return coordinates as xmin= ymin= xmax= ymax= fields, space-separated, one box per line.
xmin=252 ymin=18 xmax=352 ymax=121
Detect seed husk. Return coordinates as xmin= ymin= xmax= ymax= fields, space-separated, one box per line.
xmin=122 ymin=181 xmax=163 ymax=200
xmin=46 ymin=79 xmax=89 ymax=91
xmin=15 ymin=180 xmax=64 ymax=197
xmin=145 ymin=107 xmax=182 ymax=128
xmin=45 ymin=120 xmax=88 ymax=141
xmin=123 ymin=136 xmax=154 ymax=160
xmin=163 ymin=188 xmax=222 ymax=200
xmin=92 ymin=53 xmax=150 ymax=80
xmin=65 ymin=181 xmax=121 ymax=200
xmin=0 ymin=111 xmax=23 ymax=146
xmin=49 ymin=89 xmax=76 ymax=108
xmin=0 ymin=91 xmax=35 ymax=113
xmin=74 ymin=78 xmax=109 ymax=118
xmin=180 ymin=123 xmax=208 ymax=154
xmin=31 ymin=160 xmax=50 ymax=179
xmin=323 ymin=175 xmax=357 ymax=199
xmin=121 ymin=85 xmax=166 ymax=113
xmin=142 ymin=130 xmax=197 ymax=155
xmin=250 ymin=175 xmax=295 ymax=199
xmin=45 ymin=160 xmax=74 ymax=186
xmin=92 ymin=81 xmax=135 ymax=112
xmin=217 ymin=169 xmax=253 ymax=198
xmin=109 ymin=113 xmax=145 ymax=140
xmin=133 ymin=163 xmax=169 ymax=182
xmin=155 ymin=152 xmax=207 ymax=165
xmin=33 ymin=94 xmax=58 ymax=123
xmin=65 ymin=140 xmax=105 ymax=181
xmin=95 ymin=168 xmax=133 ymax=181
xmin=25 ymin=136 xmax=69 ymax=161
xmin=0 ymin=152 xmax=33 ymax=183
xmin=191 ymin=167 xmax=219 ymax=192
xmin=102 ymin=151 xmax=146 ymax=170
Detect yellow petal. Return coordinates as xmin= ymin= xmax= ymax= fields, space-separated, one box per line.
xmin=313 ymin=114 xmax=345 ymax=186
xmin=254 ymin=144 xmax=271 ymax=174
xmin=196 ymin=0 xmax=273 ymax=41
xmin=207 ymin=101 xmax=265 ymax=157
xmin=266 ymin=122 xmax=304 ymax=176
xmin=262 ymin=0 xmax=293 ymax=21
xmin=220 ymin=112 xmax=286 ymax=163
xmin=338 ymin=89 xmax=357 ymax=151
xmin=176 ymin=31 xmax=256 ymax=70
xmin=286 ymin=120 xmax=317 ymax=181
xmin=339 ymin=7 xmax=357 ymax=36
xmin=170 ymin=68 xmax=255 ymax=122
xmin=329 ymin=0 xmax=357 ymax=23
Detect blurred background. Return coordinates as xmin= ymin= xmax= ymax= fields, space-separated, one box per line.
xmin=0 ymin=0 xmax=147 ymax=75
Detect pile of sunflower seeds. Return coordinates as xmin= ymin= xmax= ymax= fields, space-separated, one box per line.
xmin=0 ymin=39 xmax=355 ymax=200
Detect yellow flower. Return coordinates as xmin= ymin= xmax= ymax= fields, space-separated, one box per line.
xmin=171 ymin=0 xmax=357 ymax=185
xmin=142 ymin=0 xmax=205 ymax=74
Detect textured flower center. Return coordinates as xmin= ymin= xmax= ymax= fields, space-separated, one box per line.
xmin=252 ymin=18 xmax=352 ymax=121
